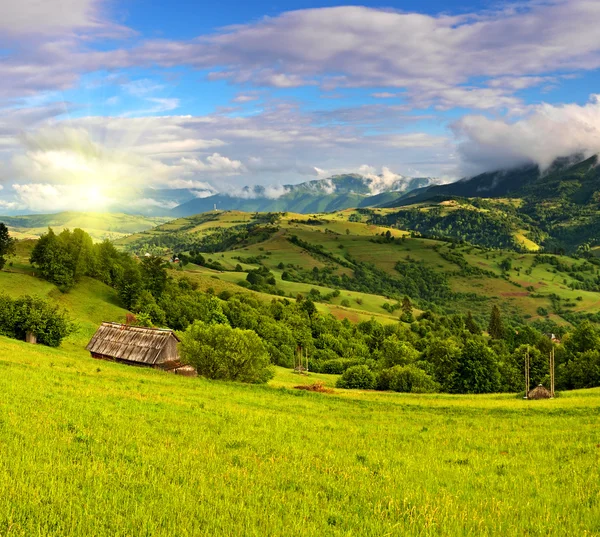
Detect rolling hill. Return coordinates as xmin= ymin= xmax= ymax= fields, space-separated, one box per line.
xmin=380 ymin=155 xmax=600 ymax=253
xmin=116 ymin=209 xmax=600 ymax=327
xmin=0 ymin=211 xmax=171 ymax=242
xmin=2 ymin=214 xmax=600 ymax=535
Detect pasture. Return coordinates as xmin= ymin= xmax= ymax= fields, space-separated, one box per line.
xmin=0 ymin=333 xmax=599 ymax=536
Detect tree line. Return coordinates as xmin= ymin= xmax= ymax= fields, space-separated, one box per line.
xmin=6 ymin=225 xmax=600 ymax=393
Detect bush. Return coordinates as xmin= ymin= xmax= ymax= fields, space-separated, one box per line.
xmin=378 ymin=365 xmax=439 ymax=393
xmin=0 ymin=294 xmax=74 ymax=347
xmin=179 ymin=321 xmax=273 ymax=383
xmin=318 ymin=358 xmax=359 ymax=374
xmin=336 ymin=365 xmax=376 ymax=390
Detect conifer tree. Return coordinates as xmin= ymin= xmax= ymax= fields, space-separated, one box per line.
xmin=0 ymin=223 xmax=15 ymax=270
xmin=465 ymin=311 xmax=481 ymax=335
xmin=401 ymin=295 xmax=414 ymax=322
xmin=488 ymin=305 xmax=505 ymax=339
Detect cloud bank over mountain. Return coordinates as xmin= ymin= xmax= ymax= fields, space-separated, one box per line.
xmin=455 ymin=95 xmax=600 ymax=175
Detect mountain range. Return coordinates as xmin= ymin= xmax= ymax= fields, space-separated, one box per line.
xmin=385 ymin=154 xmax=599 ymax=207
xmin=169 ymin=173 xmax=440 ymax=216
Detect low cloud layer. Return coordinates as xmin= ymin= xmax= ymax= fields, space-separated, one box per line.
xmin=454 ymin=95 xmax=600 ymax=175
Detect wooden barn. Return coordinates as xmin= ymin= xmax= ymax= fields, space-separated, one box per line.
xmin=86 ymin=322 xmax=182 ymax=371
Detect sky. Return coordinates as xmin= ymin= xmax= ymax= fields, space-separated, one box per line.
xmin=2 ymin=0 xmax=600 ymax=213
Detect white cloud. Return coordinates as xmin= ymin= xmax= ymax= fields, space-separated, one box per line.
xmin=0 ymin=0 xmax=100 ymax=34
xmin=233 ymin=94 xmax=260 ymax=103
xmin=454 ymin=94 xmax=600 ymax=175
xmin=180 ymin=153 xmax=246 ymax=175
xmin=371 ymin=93 xmax=398 ymax=99
xmin=5 ymin=1 xmax=600 ymax=109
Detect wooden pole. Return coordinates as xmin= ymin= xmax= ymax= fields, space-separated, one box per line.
xmin=524 ymin=346 xmax=530 ymax=399
xmin=550 ymin=347 xmax=555 ymax=398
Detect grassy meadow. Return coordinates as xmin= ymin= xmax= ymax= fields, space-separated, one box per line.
xmin=1 ymin=218 xmax=600 ymax=535
xmin=1 ymin=333 xmax=600 ymax=536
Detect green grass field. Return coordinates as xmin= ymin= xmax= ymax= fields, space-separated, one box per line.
xmin=1 ymin=237 xmax=600 ymax=535
xmin=1 ymin=332 xmax=599 ymax=536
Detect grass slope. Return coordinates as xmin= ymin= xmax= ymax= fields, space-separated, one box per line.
xmin=119 ymin=210 xmax=600 ymax=325
xmin=1 ymin=211 xmax=170 ymax=242
xmin=0 ymin=335 xmax=599 ymax=536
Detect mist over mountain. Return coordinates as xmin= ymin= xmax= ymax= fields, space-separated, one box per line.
xmin=382 ymin=154 xmax=600 ymax=208
xmin=171 ymin=173 xmax=441 ymax=217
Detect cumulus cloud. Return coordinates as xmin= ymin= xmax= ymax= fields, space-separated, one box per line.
xmin=454 ymin=94 xmax=600 ymax=175
xmin=0 ymin=0 xmax=106 ymax=34
xmin=180 ymin=153 xmax=246 ymax=175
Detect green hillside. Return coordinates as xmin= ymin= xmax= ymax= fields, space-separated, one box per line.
xmin=1 ymin=211 xmax=170 ymax=242
xmin=385 ymin=156 xmax=600 ymax=253
xmin=2 ymin=209 xmax=600 ymax=534
xmin=117 ymin=209 xmax=600 ymax=327
xmin=1 ymin=307 xmax=600 ymax=535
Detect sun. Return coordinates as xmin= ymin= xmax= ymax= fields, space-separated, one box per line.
xmin=81 ymin=185 xmax=107 ymax=211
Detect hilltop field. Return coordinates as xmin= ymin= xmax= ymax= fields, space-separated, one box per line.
xmin=116 ymin=208 xmax=600 ymax=327
xmin=0 ymin=212 xmax=169 ymax=242
xmin=0 ymin=270 xmax=599 ymax=536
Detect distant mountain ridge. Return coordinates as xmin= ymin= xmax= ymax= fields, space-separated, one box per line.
xmin=382 ymin=155 xmax=599 ymax=207
xmin=171 ymin=173 xmax=440 ymax=216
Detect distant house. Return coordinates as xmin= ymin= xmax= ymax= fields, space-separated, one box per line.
xmin=86 ymin=322 xmax=183 ymax=371
xmin=545 ymin=333 xmax=561 ymax=344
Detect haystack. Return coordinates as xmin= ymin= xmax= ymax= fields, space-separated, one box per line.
xmin=527 ymin=384 xmax=552 ymax=399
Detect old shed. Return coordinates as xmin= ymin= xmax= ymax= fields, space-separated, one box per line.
xmin=86 ymin=322 xmax=181 ymax=370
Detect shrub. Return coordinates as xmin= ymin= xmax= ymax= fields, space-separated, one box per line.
xmin=179 ymin=321 xmax=273 ymax=383
xmin=319 ymin=358 xmax=358 ymax=374
xmin=378 ymin=365 xmax=439 ymax=393
xmin=0 ymin=294 xmax=74 ymax=347
xmin=336 ymin=365 xmax=375 ymax=390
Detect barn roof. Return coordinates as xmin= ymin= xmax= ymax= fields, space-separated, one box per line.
xmin=86 ymin=322 xmax=180 ymax=365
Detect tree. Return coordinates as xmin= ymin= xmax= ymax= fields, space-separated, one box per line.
xmin=465 ymin=311 xmax=481 ymax=335
xmin=379 ymin=365 xmax=439 ymax=393
xmin=336 ymin=365 xmax=375 ymax=390
xmin=140 ymin=255 xmax=168 ymax=298
xmin=499 ymin=258 xmax=512 ymax=272
xmin=0 ymin=223 xmax=15 ymax=270
xmin=381 ymin=335 xmax=420 ymax=368
xmin=452 ymin=339 xmax=500 ymax=394
xmin=179 ymin=321 xmax=273 ymax=383
xmin=401 ymin=296 xmax=414 ymax=323
xmin=30 ymin=228 xmax=75 ymax=290
xmin=423 ymin=337 xmax=461 ymax=391
xmin=488 ymin=305 xmax=505 ymax=339
xmin=2 ymin=295 xmax=74 ymax=347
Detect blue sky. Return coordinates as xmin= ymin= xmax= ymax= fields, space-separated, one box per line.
xmin=1 ymin=0 xmax=600 ymax=213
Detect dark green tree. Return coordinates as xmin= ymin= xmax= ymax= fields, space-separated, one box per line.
xmin=140 ymin=255 xmax=168 ymax=298
xmin=0 ymin=223 xmax=16 ymax=270
xmin=401 ymin=295 xmax=414 ymax=323
xmin=488 ymin=305 xmax=505 ymax=339
xmin=336 ymin=365 xmax=375 ymax=390
xmin=465 ymin=311 xmax=481 ymax=335
xmin=453 ymin=339 xmax=500 ymax=394
xmin=30 ymin=228 xmax=75 ymax=290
